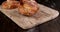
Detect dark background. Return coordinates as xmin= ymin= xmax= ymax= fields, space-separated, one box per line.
xmin=0 ymin=0 xmax=60 ymax=32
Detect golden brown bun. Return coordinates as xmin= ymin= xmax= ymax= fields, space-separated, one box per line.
xmin=18 ymin=0 xmax=39 ymax=16
xmin=2 ymin=1 xmax=20 ymax=9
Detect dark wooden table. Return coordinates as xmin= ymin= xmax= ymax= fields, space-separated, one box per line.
xmin=0 ymin=0 xmax=60 ymax=32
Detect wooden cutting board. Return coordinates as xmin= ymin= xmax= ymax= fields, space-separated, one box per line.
xmin=0 ymin=4 xmax=59 ymax=29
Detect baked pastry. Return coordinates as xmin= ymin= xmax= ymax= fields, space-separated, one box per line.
xmin=2 ymin=0 xmax=20 ymax=9
xmin=18 ymin=0 xmax=39 ymax=16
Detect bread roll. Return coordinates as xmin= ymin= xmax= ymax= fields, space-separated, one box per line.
xmin=18 ymin=0 xmax=39 ymax=16
xmin=2 ymin=1 xmax=20 ymax=9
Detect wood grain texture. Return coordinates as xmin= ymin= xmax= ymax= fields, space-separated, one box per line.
xmin=0 ymin=4 xmax=59 ymax=29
